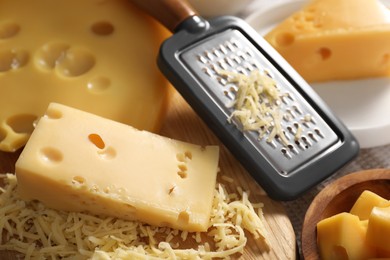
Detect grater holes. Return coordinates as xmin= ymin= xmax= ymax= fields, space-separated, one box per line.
xmin=292 ymin=105 xmax=303 ymax=115
xmin=202 ymin=67 xmax=214 ymax=77
xmin=301 ymin=135 xmax=312 ymax=148
xmin=223 ymin=89 xmax=236 ymax=100
xmin=281 ymin=147 xmax=292 ymax=159
xmin=212 ymin=48 xmax=222 ymax=58
xmin=230 ymin=54 xmax=242 ymax=64
xmin=314 ymin=128 xmax=324 ymax=138
xmin=286 ymin=108 xmax=297 ymax=119
xmin=217 ymin=60 xmax=229 ymax=70
xmin=218 ymin=44 xmax=228 ymax=55
xmin=217 ymin=76 xmax=228 ymax=86
xmin=237 ymin=50 xmax=249 ymax=61
xmin=204 ymin=51 xmax=214 ymax=61
xmin=267 ymin=139 xmax=278 ymax=149
xmin=263 ymin=69 xmax=274 ymax=78
xmin=308 ymin=131 xmax=318 ymax=142
xmin=236 ymin=66 xmax=247 ymax=74
xmin=282 ymin=92 xmax=295 ymax=104
xmin=225 ymin=41 xmax=236 ymax=52
xmin=230 ymin=39 xmax=241 ymax=48
xmin=244 ymin=63 xmax=255 ymax=72
xmin=224 ymin=56 xmax=235 ymax=67
xmin=197 ymin=54 xmax=207 ymax=64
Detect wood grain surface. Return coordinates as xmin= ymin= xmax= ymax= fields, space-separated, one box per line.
xmin=0 ymin=91 xmax=296 ymax=259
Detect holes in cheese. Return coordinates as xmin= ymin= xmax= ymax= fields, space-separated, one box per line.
xmin=0 ymin=0 xmax=170 ymax=152
xmin=0 ymin=48 xmax=29 ymax=72
xmin=72 ymin=175 xmax=86 ymax=185
xmin=91 ymin=21 xmax=115 ymax=36
xmin=36 ymin=43 xmax=96 ymax=77
xmin=178 ymin=211 xmax=190 ymax=225
xmin=6 ymin=114 xmax=37 ymax=135
xmin=97 ymin=146 xmax=116 ymax=160
xmin=15 ymin=103 xmax=220 ymax=232
xmin=0 ymin=22 xmax=20 ymax=39
xmin=39 ymin=147 xmax=63 ymax=163
xmin=274 ymin=32 xmax=295 ymax=47
xmin=35 ymin=42 xmax=70 ymax=70
xmin=318 ymin=47 xmax=332 ymax=60
xmin=87 ymin=76 xmax=111 ymax=93
xmin=56 ymin=47 xmax=95 ymax=77
xmin=89 ymin=133 xmax=105 ymax=149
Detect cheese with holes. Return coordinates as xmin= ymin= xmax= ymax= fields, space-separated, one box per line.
xmin=0 ymin=0 xmax=170 ymax=152
xmin=316 ymin=212 xmax=376 ymax=260
xmin=350 ymin=190 xmax=390 ymax=220
xmin=264 ymin=0 xmax=390 ymax=82
xmin=366 ymin=206 xmax=390 ymax=255
xmin=15 ymin=103 xmax=219 ymax=232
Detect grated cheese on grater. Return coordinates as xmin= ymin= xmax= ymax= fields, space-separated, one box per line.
xmin=0 ymin=173 xmax=268 ymax=259
xmin=220 ymin=69 xmax=290 ymax=146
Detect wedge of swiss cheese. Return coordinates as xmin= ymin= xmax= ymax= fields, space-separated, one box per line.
xmin=0 ymin=0 xmax=170 ymax=152
xmin=264 ymin=0 xmax=390 ymax=82
xmin=15 ymin=103 xmax=220 ymax=232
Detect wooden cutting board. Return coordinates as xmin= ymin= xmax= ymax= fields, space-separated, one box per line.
xmin=0 ymin=91 xmax=296 ymax=259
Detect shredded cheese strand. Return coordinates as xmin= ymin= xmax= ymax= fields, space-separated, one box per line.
xmin=0 ymin=174 xmax=268 ymax=259
xmin=220 ymin=70 xmax=290 ymax=146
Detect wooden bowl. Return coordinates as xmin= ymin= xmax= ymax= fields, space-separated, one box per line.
xmin=301 ymin=168 xmax=390 ymax=260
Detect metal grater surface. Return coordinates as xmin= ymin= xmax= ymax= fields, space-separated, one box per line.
xmin=180 ymin=29 xmax=339 ymax=176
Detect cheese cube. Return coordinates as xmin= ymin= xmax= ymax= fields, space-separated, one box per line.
xmin=316 ymin=212 xmax=376 ymax=260
xmin=0 ymin=0 xmax=170 ymax=152
xmin=366 ymin=206 xmax=390 ymax=253
xmin=350 ymin=190 xmax=390 ymax=220
xmin=265 ymin=0 xmax=390 ymax=82
xmin=15 ymin=103 xmax=220 ymax=232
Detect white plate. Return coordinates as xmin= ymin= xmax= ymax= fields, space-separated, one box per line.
xmin=245 ymin=0 xmax=390 ymax=148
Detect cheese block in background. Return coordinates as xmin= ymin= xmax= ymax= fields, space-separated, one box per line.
xmin=264 ymin=0 xmax=390 ymax=82
xmin=0 ymin=0 xmax=170 ymax=152
xmin=15 ymin=103 xmax=220 ymax=232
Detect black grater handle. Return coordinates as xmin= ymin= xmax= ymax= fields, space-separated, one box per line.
xmin=131 ymin=0 xmax=198 ymax=32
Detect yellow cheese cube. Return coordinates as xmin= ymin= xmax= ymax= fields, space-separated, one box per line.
xmin=0 ymin=0 xmax=170 ymax=152
xmin=264 ymin=0 xmax=390 ymax=82
xmin=317 ymin=212 xmax=376 ymax=260
xmin=15 ymin=103 xmax=220 ymax=232
xmin=350 ymin=190 xmax=390 ymax=220
xmin=366 ymin=206 xmax=390 ymax=253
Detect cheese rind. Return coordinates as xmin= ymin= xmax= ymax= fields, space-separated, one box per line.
xmin=0 ymin=0 xmax=170 ymax=152
xmin=15 ymin=103 xmax=220 ymax=232
xmin=265 ymin=0 xmax=390 ymax=82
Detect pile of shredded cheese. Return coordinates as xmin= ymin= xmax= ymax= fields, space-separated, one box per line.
xmin=0 ymin=174 xmax=268 ymax=259
xmin=220 ymin=70 xmax=290 ymax=146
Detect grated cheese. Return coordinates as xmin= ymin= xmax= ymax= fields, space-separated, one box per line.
xmin=0 ymin=173 xmax=268 ymax=259
xmin=220 ymin=70 xmax=289 ymax=146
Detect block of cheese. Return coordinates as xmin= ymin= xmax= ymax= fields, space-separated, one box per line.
xmin=264 ymin=0 xmax=390 ymax=82
xmin=15 ymin=103 xmax=220 ymax=232
xmin=366 ymin=206 xmax=390 ymax=254
xmin=0 ymin=0 xmax=171 ymax=152
xmin=316 ymin=212 xmax=376 ymax=260
xmin=350 ymin=190 xmax=390 ymax=220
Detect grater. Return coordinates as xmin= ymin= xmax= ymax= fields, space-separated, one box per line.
xmin=132 ymin=0 xmax=359 ymax=200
